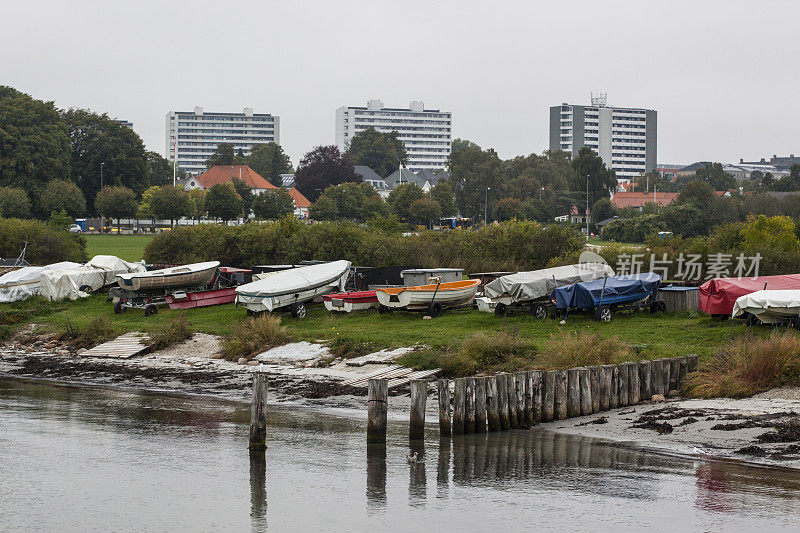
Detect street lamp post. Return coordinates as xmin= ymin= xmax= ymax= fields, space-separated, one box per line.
xmin=100 ymin=162 xmax=105 ymax=189
xmin=585 ymin=174 xmax=590 ymax=240
xmin=485 ymin=187 xmax=491 ymax=226
xmin=540 ymin=187 xmax=544 ymax=201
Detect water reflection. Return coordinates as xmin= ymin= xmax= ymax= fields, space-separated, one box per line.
xmin=436 ymin=438 xmax=450 ymax=499
xmin=366 ymin=443 xmax=387 ymax=511
xmin=249 ymin=450 xmax=267 ymax=532
xmin=408 ymin=441 xmax=426 ymax=507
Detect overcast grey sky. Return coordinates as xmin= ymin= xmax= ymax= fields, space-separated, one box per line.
xmin=2 ymin=0 xmax=798 ymax=167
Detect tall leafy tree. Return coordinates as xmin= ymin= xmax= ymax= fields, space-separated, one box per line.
xmin=430 ymin=180 xmax=457 ymax=217
xmin=39 ymin=179 xmax=86 ymax=219
xmin=387 ymin=183 xmax=424 ymax=221
xmin=188 ymin=188 xmax=206 ymax=221
xmin=62 ymin=108 xmax=148 ymax=207
xmin=310 ymin=182 xmax=388 ymax=221
xmin=344 ymin=127 xmax=407 ymax=177
xmin=570 ymin=146 xmax=617 ymax=207
xmin=494 ymin=197 xmax=526 ymax=221
xmin=205 ymin=183 xmax=243 ymax=222
xmin=245 ymin=142 xmax=292 ymax=187
xmin=94 ymin=185 xmax=138 ymax=233
xmin=447 ymin=141 xmax=503 ymax=221
xmin=693 ymin=162 xmax=736 ymax=191
xmin=0 ymin=86 xmax=70 ymax=194
xmin=0 ymin=186 xmax=31 ymax=219
xmin=408 ymin=198 xmax=442 ymax=228
xmin=205 ymin=143 xmax=236 ymax=168
xmin=150 ymin=185 xmax=193 ymax=227
xmin=294 ymin=145 xmax=360 ymax=202
xmin=231 ymin=177 xmax=254 ymax=217
xmin=147 ymin=151 xmax=185 ymax=186
xmin=253 ymin=189 xmax=295 ymax=220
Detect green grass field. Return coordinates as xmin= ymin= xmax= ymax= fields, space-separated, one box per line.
xmin=84 ymin=234 xmax=153 ymax=262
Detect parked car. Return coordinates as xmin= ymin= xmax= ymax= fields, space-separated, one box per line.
xmin=68 ymin=224 xmax=83 ymax=234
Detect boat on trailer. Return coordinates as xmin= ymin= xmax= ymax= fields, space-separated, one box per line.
xmin=116 ymin=261 xmax=220 ymax=291
xmin=732 ymin=289 xmax=800 ymax=325
xmin=235 ymin=260 xmax=351 ymax=318
xmin=374 ymin=278 xmax=480 ymax=316
xmin=323 ymin=291 xmax=379 ymax=313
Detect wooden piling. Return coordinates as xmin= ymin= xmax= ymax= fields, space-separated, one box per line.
xmin=589 ymin=366 xmax=600 ymax=413
xmin=367 ymin=378 xmax=388 ymax=443
xmin=437 ymin=379 xmax=451 ymax=437
xmin=598 ymin=365 xmax=611 ymax=411
xmin=669 ymin=358 xmax=680 ymax=392
xmin=486 ymin=376 xmax=500 ymax=431
xmin=578 ymin=367 xmax=592 ymax=416
xmin=543 ymin=370 xmax=556 ymax=422
xmin=662 ymin=359 xmax=672 ymax=395
xmin=498 ymin=374 xmax=511 ymax=430
xmin=409 ymin=380 xmax=427 ymax=441
xmin=610 ymin=365 xmax=619 ymax=408
xmin=474 ymin=377 xmax=487 ymax=432
xmin=518 ymin=372 xmax=530 ymax=428
xmin=530 ymin=370 xmax=543 ymax=424
xmin=639 ymin=360 xmax=652 ymax=401
xmin=628 ymin=362 xmax=641 ymax=405
xmin=678 ymin=356 xmax=688 ymax=389
xmin=249 ymin=372 xmax=268 ymax=450
xmin=566 ymin=368 xmax=580 ymax=418
xmin=618 ymin=363 xmax=629 ymax=407
xmin=453 ymin=378 xmax=466 ymax=435
xmin=686 ymin=354 xmax=700 ymax=373
xmin=465 ymin=377 xmax=476 ymax=434
xmin=507 ymin=373 xmax=519 ymax=429
xmin=555 ymin=370 xmax=568 ymax=420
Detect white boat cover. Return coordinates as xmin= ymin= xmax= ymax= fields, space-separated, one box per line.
xmin=483 ymin=263 xmax=616 ymax=303
xmin=732 ymin=290 xmax=800 ymax=324
xmin=0 ymin=255 xmax=145 ymax=303
xmin=236 ymin=260 xmax=351 ymax=298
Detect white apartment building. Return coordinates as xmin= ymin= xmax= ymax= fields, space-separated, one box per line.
xmin=549 ymin=94 xmax=657 ymax=181
xmin=165 ymin=107 xmax=280 ymax=176
xmin=335 ymin=100 xmax=451 ymax=173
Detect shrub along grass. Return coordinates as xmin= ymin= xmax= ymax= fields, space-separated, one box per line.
xmin=146 ymin=314 xmax=193 ymax=351
xmin=84 ymin=234 xmax=153 ymax=262
xmin=222 ymin=314 xmax=293 ymax=361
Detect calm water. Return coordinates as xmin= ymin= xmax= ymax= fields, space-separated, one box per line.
xmin=2 ymin=379 xmax=800 ymax=532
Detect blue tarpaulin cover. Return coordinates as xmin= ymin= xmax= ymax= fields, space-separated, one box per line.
xmin=551 ymin=273 xmax=662 ymax=310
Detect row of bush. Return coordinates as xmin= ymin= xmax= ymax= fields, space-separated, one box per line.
xmin=0 ymin=218 xmax=86 ymax=264
xmin=142 ymin=218 xmax=585 ymax=273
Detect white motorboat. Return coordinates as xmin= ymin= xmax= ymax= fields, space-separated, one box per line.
xmin=116 ymin=261 xmax=220 ymax=291
xmin=732 ymin=289 xmax=800 ymax=324
xmin=235 ymin=260 xmax=351 ymax=318
xmin=374 ymin=279 xmax=480 ymax=316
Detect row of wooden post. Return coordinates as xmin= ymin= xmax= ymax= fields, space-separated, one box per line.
xmin=363 ymin=354 xmax=700 ymax=444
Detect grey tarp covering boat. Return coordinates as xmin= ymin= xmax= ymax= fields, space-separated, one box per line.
xmin=732 ymin=289 xmax=800 ymax=324
xmin=483 ymin=263 xmax=616 ymax=304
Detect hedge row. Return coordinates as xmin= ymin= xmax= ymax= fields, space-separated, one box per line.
xmin=0 ymin=218 xmax=86 ymax=264
xmin=143 ymin=218 xmax=585 ymax=273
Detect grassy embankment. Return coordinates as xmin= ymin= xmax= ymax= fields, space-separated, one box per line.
xmin=84 ymin=234 xmax=153 ymax=262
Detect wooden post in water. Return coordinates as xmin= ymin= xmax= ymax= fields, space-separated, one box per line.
xmin=249 ymin=372 xmax=268 ymax=450
xmin=651 ymin=359 xmax=664 ymax=396
xmin=530 ymin=370 xmax=543 ymax=424
xmin=453 ymin=378 xmax=466 ymax=435
xmin=566 ymin=368 xmax=581 ymax=418
xmin=589 ymin=366 xmax=600 ymax=413
xmin=669 ymin=358 xmax=680 ymax=392
xmin=639 ymin=361 xmax=652 ymax=401
xmin=506 ymin=374 xmax=519 ymax=429
xmin=543 ymin=370 xmax=556 ymax=422
xmin=465 ymin=377 xmax=476 ymax=434
xmin=522 ymin=371 xmax=533 ymax=427
xmin=497 ymin=374 xmax=511 ymax=430
xmin=409 ymin=380 xmax=427 ymax=441
xmin=367 ymin=378 xmax=388 ymax=443
xmin=598 ymin=365 xmax=611 ymax=411
xmin=628 ymin=362 xmax=641 ymax=405
xmin=578 ymin=368 xmax=592 ymax=416
xmin=617 ymin=363 xmax=629 ymax=407
xmin=610 ymin=365 xmax=619 ymax=408
xmin=517 ymin=372 xmax=529 ymax=428
xmin=474 ymin=377 xmax=487 ymax=432
xmin=486 ymin=376 xmax=500 ymax=431
xmin=437 ymin=379 xmax=451 ymax=437
xmin=555 ymin=370 xmax=568 ymax=420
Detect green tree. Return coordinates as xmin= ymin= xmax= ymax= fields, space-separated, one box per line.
xmin=344 ymin=127 xmax=407 ymax=177
xmin=231 ymin=177 xmax=254 ymax=217
xmin=408 ymin=198 xmax=442 ymax=228
xmin=494 ymin=197 xmax=526 ymax=221
xmin=308 ymin=195 xmax=339 ymax=221
xmin=0 ymin=186 xmax=31 ymax=218
xmin=188 ymin=188 xmax=206 ymax=222
xmin=570 ymin=146 xmax=617 ymax=206
xmin=450 ymin=138 xmax=482 ymax=154
xmin=205 ymin=183 xmax=243 ymax=222
xmin=770 ymin=164 xmax=800 ymax=192
xmin=39 ymin=179 xmax=86 ymax=219
xmin=48 ymin=209 xmax=72 ymax=231
xmin=205 ymin=143 xmax=236 ymax=168
xmin=253 ymin=189 xmax=295 ymax=220
xmin=137 ymin=185 xmax=159 ymax=226
xmin=293 ymin=145 xmax=360 ymax=202
xmin=447 ymin=141 xmax=503 ymax=221
xmin=94 ymin=185 xmax=138 ymax=234
xmin=62 ymin=108 xmax=148 ymax=206
xmin=677 ymin=181 xmax=715 ymax=208
xmin=150 ymin=185 xmax=193 ymax=227
xmin=147 ymin=151 xmax=185 ymax=187
xmin=387 ymin=183 xmax=424 ymax=221
xmin=245 ymin=142 xmax=293 ymax=187
xmin=591 ymin=197 xmax=616 ymax=223
xmin=692 ymin=162 xmax=736 ymax=191
xmin=0 ymin=86 xmax=70 ymax=194
xmin=311 ymin=182 xmax=388 ymax=221
xmin=430 ymin=180 xmax=457 ymax=217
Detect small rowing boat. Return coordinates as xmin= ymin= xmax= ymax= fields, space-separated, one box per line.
xmin=323 ymin=291 xmax=379 ymax=313
xmin=116 ymin=261 xmax=220 ymax=291
xmin=375 ymin=279 xmax=480 ymax=315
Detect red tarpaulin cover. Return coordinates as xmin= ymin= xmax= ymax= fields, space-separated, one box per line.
xmin=699 ymin=274 xmax=800 ymax=315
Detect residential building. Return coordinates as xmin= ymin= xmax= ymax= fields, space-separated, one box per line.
xmin=740 ymin=154 xmax=800 ymax=171
xmin=354 ymin=166 xmax=390 ymax=196
xmin=335 ymin=100 xmax=452 ymax=172
xmin=549 ymin=94 xmax=657 ymax=180
xmin=611 ymin=191 xmax=678 ymax=210
xmin=166 ymin=107 xmax=280 ymax=176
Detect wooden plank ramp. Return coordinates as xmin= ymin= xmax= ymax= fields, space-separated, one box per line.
xmin=83 ymin=332 xmax=150 ymax=359
xmin=343 ymin=365 xmax=441 ymax=389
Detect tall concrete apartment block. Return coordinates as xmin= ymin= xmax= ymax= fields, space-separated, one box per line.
xmin=549 ymin=94 xmax=656 ymax=180
xmin=335 ymin=100 xmax=451 ymax=172
xmin=165 ymin=107 xmax=280 ymax=175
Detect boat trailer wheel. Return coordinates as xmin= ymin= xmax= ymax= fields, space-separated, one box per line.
xmin=378 ymin=304 xmax=393 ymax=314
xmin=531 ymin=303 xmax=547 ymax=319
xmin=594 ymin=305 xmax=612 ymax=322
xmin=113 ymin=302 xmax=126 ymax=314
xmin=290 ymin=302 xmax=306 ymax=319
xmin=429 ymin=302 xmax=443 ymax=318
xmin=494 ymin=303 xmax=508 ymax=317
xmin=144 ymin=304 xmax=158 ymax=317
